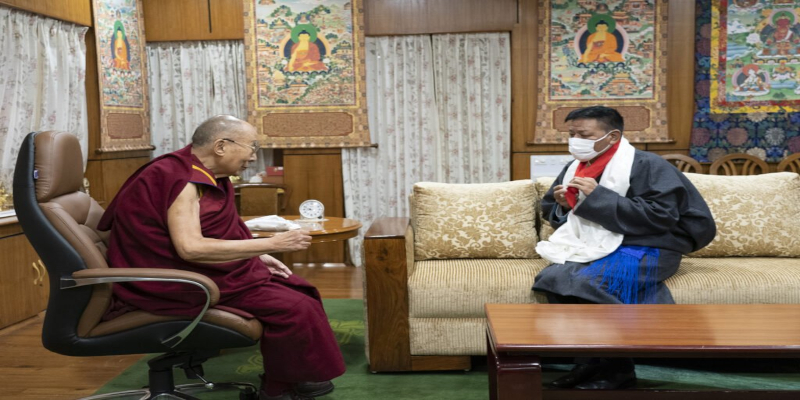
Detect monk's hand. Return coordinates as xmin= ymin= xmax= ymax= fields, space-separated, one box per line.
xmin=568 ymin=177 xmax=598 ymax=196
xmin=553 ymin=184 xmax=571 ymax=209
xmin=259 ymin=254 xmax=292 ymax=278
xmin=271 ymin=229 xmax=312 ymax=252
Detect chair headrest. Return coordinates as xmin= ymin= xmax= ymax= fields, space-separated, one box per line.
xmin=34 ymin=131 xmax=84 ymax=202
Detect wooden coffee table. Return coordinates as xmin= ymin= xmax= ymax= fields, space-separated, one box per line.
xmin=486 ymin=304 xmax=800 ymax=400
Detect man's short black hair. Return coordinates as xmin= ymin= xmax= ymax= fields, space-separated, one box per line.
xmin=564 ymin=106 xmax=624 ymax=132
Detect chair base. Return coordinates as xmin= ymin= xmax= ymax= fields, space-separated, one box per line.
xmin=77 ymin=382 xmax=258 ymax=400
xmin=78 ymin=351 xmax=258 ymax=400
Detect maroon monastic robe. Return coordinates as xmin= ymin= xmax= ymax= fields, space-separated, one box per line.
xmin=98 ymin=145 xmax=345 ymax=384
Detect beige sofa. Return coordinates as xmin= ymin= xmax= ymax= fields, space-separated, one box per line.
xmin=363 ymin=172 xmax=800 ymax=372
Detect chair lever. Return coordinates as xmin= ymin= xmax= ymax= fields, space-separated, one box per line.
xmin=185 ymin=365 xmax=215 ymax=389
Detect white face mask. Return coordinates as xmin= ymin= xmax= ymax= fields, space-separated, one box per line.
xmin=568 ymin=130 xmax=616 ymax=162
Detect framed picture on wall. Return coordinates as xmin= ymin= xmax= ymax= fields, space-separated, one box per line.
xmin=710 ymin=0 xmax=800 ymax=114
xmin=534 ymin=0 xmax=671 ymax=144
xmin=91 ymin=0 xmax=152 ymax=152
xmin=243 ymin=0 xmax=371 ymax=148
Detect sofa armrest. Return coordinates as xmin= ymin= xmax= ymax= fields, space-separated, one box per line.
xmin=65 ymin=268 xmax=220 ymax=348
xmin=364 ymin=217 xmax=413 ymax=371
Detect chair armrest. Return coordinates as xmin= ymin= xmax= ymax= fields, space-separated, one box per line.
xmin=63 ymin=268 xmax=220 ymax=348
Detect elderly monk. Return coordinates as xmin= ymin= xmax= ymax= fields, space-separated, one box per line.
xmin=98 ymin=115 xmax=344 ymax=400
xmin=533 ymin=106 xmax=716 ymax=390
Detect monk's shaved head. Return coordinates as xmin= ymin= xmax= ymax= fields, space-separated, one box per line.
xmin=192 ymin=115 xmax=252 ymax=147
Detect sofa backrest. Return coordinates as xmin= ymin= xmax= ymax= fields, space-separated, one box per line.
xmin=411 ymin=180 xmax=538 ymax=260
xmin=685 ymin=172 xmax=800 ymax=257
xmin=535 ymin=172 xmax=800 ymax=258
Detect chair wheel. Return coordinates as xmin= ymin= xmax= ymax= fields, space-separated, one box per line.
xmin=240 ymin=386 xmax=258 ymax=400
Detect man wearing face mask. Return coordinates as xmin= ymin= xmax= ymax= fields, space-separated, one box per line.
xmin=532 ymin=106 xmax=716 ymax=390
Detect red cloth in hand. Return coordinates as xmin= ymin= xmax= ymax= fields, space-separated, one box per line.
xmin=564 ymin=140 xmax=621 ymax=209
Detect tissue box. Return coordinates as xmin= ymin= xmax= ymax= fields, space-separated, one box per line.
xmin=266 ymin=166 xmax=284 ymax=176
xmin=263 ymin=166 xmax=284 ymax=184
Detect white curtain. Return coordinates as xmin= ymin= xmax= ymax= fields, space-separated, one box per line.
xmin=342 ymin=33 xmax=511 ymax=266
xmin=0 ymin=6 xmax=88 ymax=201
xmin=433 ymin=33 xmax=511 ymax=182
xmin=147 ymin=40 xmax=271 ymax=178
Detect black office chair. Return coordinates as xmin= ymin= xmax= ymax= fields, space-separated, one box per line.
xmin=13 ymin=131 xmax=261 ymax=399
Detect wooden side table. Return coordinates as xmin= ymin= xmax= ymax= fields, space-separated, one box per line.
xmin=243 ymin=215 xmax=361 ymax=266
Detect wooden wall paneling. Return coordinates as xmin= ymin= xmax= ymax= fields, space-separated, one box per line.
xmin=0 ymin=233 xmax=49 ymax=329
xmin=512 ymin=153 xmax=532 ymax=181
xmin=282 ymin=149 xmax=346 ymax=265
xmin=209 ymin=0 xmax=244 ymax=40
xmin=85 ymin=157 xmax=149 ymax=205
xmin=102 ymin=157 xmax=150 ymax=203
xmin=647 ymin=0 xmax=696 ymax=153
xmin=84 ymin=160 xmax=106 ymax=205
xmin=143 ymin=0 xmax=209 ymax=42
xmin=511 ymin=0 xmax=538 ymax=153
xmin=85 ymin=28 xmax=102 ymax=158
xmin=364 ymin=0 xmax=517 ymax=36
xmin=423 ymin=0 xmax=517 ymax=34
xmin=0 ymin=0 xmax=92 ymax=26
xmin=365 ymin=0 xmax=426 ymax=36
xmin=143 ymin=0 xmax=244 ymax=41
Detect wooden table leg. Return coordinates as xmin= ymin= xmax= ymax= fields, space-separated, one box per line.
xmin=488 ymin=334 xmax=542 ymax=400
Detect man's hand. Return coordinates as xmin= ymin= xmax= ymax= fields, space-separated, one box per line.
xmin=269 ymin=229 xmax=312 ymax=252
xmin=569 ymin=177 xmax=599 ymax=196
xmin=260 ymin=254 xmax=292 ymax=278
xmin=553 ymin=184 xmax=571 ymax=209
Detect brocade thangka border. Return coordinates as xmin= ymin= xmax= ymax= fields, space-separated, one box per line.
xmin=92 ymin=0 xmax=152 ymax=153
xmin=710 ymin=0 xmax=800 ymax=114
xmin=534 ymin=0 xmax=670 ymax=144
xmin=243 ymin=0 xmax=371 ymax=148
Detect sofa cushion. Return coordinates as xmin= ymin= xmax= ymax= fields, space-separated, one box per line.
xmin=408 ymin=259 xmax=551 ymax=318
xmin=684 ymin=172 xmax=800 ymax=257
xmin=411 ymin=181 xmax=538 ymax=259
xmin=667 ymin=257 xmax=800 ymax=304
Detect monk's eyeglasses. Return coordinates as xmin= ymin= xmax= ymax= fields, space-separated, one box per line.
xmin=221 ymin=138 xmax=259 ymax=155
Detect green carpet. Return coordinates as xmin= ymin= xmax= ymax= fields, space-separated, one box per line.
xmin=96 ymin=299 xmax=800 ymax=398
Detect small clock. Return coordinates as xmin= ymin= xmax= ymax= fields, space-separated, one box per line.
xmin=299 ymin=199 xmax=325 ymax=221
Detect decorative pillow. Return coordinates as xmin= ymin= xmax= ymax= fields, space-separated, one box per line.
xmin=686 ymin=172 xmax=800 ymax=257
xmin=412 ymin=180 xmax=538 ymax=260
xmin=535 ymin=177 xmax=557 ymax=242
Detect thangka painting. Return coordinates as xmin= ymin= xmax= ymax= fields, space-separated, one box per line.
xmin=710 ymin=0 xmax=800 ymax=114
xmin=535 ymin=0 xmax=670 ymax=143
xmin=243 ymin=0 xmax=370 ymax=148
xmin=92 ymin=0 xmax=151 ymax=152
